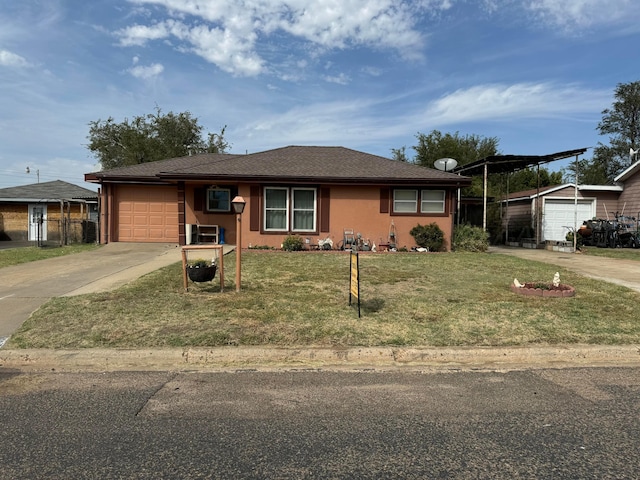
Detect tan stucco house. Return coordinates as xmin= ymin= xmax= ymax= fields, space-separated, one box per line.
xmin=85 ymin=146 xmax=472 ymax=251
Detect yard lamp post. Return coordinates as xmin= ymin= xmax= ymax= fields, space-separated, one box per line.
xmin=231 ymin=195 xmax=246 ymax=293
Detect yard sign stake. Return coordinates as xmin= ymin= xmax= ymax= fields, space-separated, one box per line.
xmin=349 ymin=251 xmax=361 ymax=318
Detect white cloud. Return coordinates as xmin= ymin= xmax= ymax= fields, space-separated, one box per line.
xmin=324 ymin=73 xmax=350 ymax=85
xmin=0 ymin=49 xmax=30 ymax=68
xmin=117 ymin=0 xmax=439 ymax=76
xmin=128 ymin=62 xmax=164 ymax=79
xmin=235 ymin=82 xmax=611 ymax=152
xmin=524 ymin=0 xmax=640 ymax=30
xmin=421 ymin=83 xmax=611 ymax=124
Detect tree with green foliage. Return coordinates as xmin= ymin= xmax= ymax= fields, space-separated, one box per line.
xmin=390 ymin=146 xmax=410 ymax=162
xmin=591 ymin=80 xmax=640 ymax=183
xmin=507 ymin=167 xmax=564 ymax=193
xmin=413 ymin=130 xmax=500 ymax=169
xmin=406 ymin=130 xmax=500 ymax=198
xmin=87 ymin=107 xmax=229 ymax=170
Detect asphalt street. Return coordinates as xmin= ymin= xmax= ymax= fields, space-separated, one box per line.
xmin=1 ymin=367 xmax=639 ymax=479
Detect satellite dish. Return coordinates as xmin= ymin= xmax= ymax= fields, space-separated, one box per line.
xmin=434 ymin=158 xmax=458 ymax=172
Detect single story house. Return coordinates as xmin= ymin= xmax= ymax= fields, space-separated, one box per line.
xmin=502 ymin=158 xmax=640 ymax=243
xmin=84 ymin=146 xmax=472 ymax=251
xmin=0 ymin=180 xmax=99 ymax=243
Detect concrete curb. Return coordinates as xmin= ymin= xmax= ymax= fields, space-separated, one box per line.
xmin=2 ymin=345 xmax=640 ymax=372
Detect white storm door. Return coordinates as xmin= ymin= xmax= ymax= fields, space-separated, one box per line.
xmin=28 ymin=204 xmax=47 ymax=241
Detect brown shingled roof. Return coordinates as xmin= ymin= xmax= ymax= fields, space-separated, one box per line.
xmin=87 ymin=146 xmax=471 ymax=186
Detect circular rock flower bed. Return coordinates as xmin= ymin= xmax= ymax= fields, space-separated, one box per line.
xmin=511 ymin=281 xmax=575 ymax=297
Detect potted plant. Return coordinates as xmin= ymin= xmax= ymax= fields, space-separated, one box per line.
xmin=186 ymin=258 xmax=217 ymax=282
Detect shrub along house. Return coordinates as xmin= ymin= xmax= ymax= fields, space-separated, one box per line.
xmin=85 ymin=146 xmax=471 ymax=251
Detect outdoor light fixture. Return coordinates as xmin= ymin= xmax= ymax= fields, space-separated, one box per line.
xmin=231 ymin=195 xmax=246 ymax=214
xmin=231 ymin=195 xmax=246 ymax=292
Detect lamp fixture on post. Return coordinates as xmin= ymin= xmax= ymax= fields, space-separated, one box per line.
xmin=231 ymin=195 xmax=246 ymax=292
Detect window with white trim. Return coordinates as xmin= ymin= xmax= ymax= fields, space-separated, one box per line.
xmin=263 ymin=187 xmax=318 ymax=232
xmin=393 ymin=189 xmax=418 ymax=213
xmin=264 ymin=187 xmax=288 ymax=231
xmin=206 ymin=187 xmax=231 ymax=212
xmin=421 ymin=190 xmax=445 ymax=213
xmin=292 ymin=188 xmax=316 ymax=231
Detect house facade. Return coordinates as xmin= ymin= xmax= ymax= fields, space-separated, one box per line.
xmin=0 ymin=180 xmax=98 ymax=243
xmin=85 ymin=146 xmax=472 ymax=251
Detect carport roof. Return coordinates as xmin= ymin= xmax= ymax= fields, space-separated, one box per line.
xmin=453 ymin=148 xmax=589 ymax=176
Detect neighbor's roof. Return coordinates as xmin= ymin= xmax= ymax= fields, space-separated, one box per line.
xmin=86 ymin=146 xmax=472 ymax=186
xmin=453 ymin=148 xmax=589 ymax=176
xmin=614 ymin=158 xmax=640 ymax=183
xmin=503 ymin=183 xmax=622 ymax=202
xmin=0 ymin=180 xmax=98 ymax=201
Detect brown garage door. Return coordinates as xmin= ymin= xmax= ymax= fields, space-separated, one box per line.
xmin=115 ymin=185 xmax=179 ymax=242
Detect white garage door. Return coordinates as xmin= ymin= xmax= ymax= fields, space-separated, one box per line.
xmin=543 ymin=199 xmax=594 ymax=242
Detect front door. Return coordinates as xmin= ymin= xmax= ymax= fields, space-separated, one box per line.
xmin=28 ymin=204 xmax=47 ymax=241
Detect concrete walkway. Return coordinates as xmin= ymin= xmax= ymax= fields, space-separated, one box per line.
xmin=488 ymin=246 xmax=640 ymax=293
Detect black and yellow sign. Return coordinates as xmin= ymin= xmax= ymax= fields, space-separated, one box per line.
xmin=349 ymin=251 xmax=361 ymax=317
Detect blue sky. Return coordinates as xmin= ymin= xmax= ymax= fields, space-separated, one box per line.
xmin=1 ymin=0 xmax=640 ymax=189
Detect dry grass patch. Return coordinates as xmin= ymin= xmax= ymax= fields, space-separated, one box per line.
xmin=8 ymin=251 xmax=640 ymax=348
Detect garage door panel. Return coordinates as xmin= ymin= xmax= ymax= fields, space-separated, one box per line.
xmin=543 ymin=199 xmax=594 ymax=242
xmin=116 ymin=186 xmax=179 ymax=242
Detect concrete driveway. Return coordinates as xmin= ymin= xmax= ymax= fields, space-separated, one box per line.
xmin=0 ymin=243 xmax=183 ymax=340
xmin=489 ymin=246 xmax=640 ymax=293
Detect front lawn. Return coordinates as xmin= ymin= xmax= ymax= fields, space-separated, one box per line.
xmin=7 ymin=251 xmax=640 ymax=349
xmin=0 ymin=244 xmax=100 ymax=268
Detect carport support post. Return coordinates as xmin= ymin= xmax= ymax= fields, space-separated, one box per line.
xmin=573 ymin=153 xmax=579 ymax=253
xmin=483 ymin=162 xmax=488 ymax=231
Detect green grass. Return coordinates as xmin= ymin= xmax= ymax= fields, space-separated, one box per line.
xmin=8 ymin=251 xmax=640 ymax=349
xmin=579 ymin=245 xmax=640 ymax=261
xmin=0 ymin=243 xmax=100 ymax=268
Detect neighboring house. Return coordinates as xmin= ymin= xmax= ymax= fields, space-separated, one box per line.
xmin=502 ymin=184 xmax=623 ymax=243
xmin=501 ymin=158 xmax=640 ymax=244
xmin=84 ymin=146 xmax=472 ymax=251
xmin=0 ymin=180 xmax=99 ymax=243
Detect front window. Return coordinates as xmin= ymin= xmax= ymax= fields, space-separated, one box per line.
xmin=421 ymin=190 xmax=445 ymax=213
xmin=207 ymin=188 xmax=231 ymax=212
xmin=265 ymin=187 xmax=288 ymax=230
xmin=264 ymin=187 xmax=318 ymax=232
xmin=393 ymin=190 xmax=418 ymax=213
xmin=292 ymin=188 xmax=316 ymax=231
